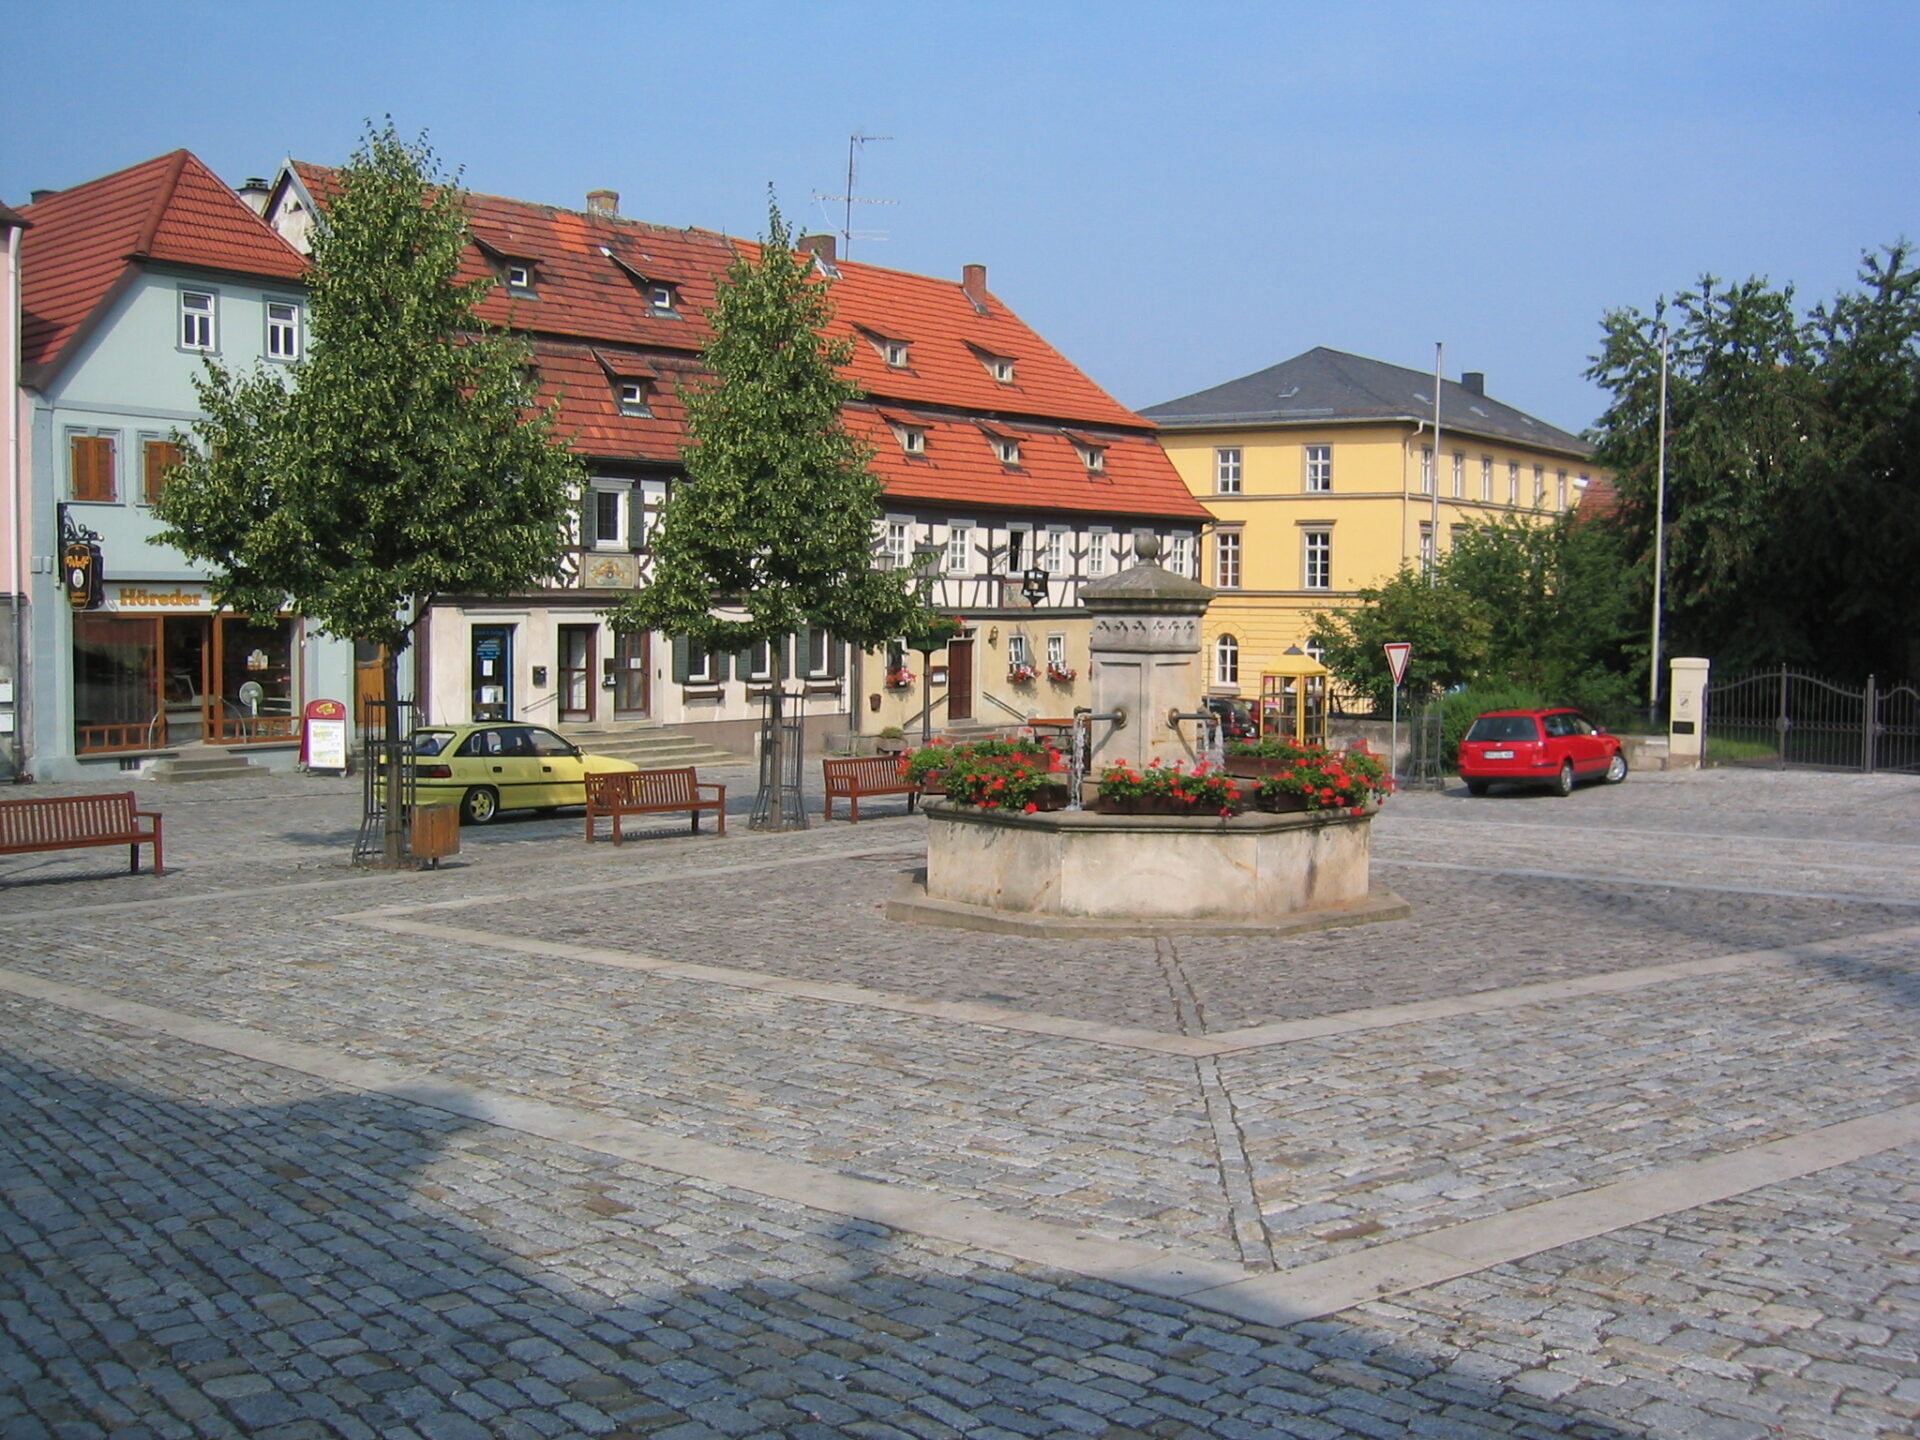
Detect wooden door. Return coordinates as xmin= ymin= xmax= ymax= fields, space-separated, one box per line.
xmin=558 ymin=625 xmax=595 ymax=722
xmin=613 ymin=629 xmax=650 ymax=716
xmin=947 ymin=638 xmax=974 ymax=722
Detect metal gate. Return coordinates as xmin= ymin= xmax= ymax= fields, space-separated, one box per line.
xmin=1704 ymin=666 xmax=1920 ymax=773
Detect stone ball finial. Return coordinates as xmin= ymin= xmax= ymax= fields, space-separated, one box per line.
xmin=1133 ymin=532 xmax=1161 ymax=563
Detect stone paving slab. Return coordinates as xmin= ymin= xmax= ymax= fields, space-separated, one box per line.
xmin=2 ymin=763 xmax=1919 ymax=1437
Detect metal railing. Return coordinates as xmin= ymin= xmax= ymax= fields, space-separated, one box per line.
xmin=1705 ymin=666 xmax=1920 ymax=773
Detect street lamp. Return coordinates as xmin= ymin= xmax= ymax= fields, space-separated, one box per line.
xmin=1649 ymin=326 xmax=1669 ymax=714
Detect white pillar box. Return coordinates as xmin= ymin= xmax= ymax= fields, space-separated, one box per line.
xmin=1669 ymin=656 xmax=1710 ymax=768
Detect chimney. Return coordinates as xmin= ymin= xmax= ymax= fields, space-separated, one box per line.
xmin=29 ymin=189 xmax=57 ymax=204
xmin=586 ymin=189 xmax=619 ymax=218
xmin=1461 ymin=371 xmax=1485 ymax=396
xmin=797 ymin=233 xmax=837 ymax=264
xmin=961 ymin=263 xmax=989 ymax=313
xmin=236 ymin=177 xmax=272 ymax=214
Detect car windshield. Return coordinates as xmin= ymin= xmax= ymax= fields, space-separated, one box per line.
xmin=412 ymin=730 xmax=456 ymax=756
xmin=1466 ymin=715 xmax=1538 ymax=743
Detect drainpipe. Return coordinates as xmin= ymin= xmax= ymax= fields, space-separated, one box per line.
xmin=4 ymin=216 xmax=23 ymax=780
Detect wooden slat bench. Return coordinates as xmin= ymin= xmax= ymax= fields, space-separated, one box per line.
xmin=0 ymin=792 xmax=163 ymax=876
xmin=822 ymin=755 xmax=920 ymax=823
xmin=585 ymin=767 xmax=726 ymax=843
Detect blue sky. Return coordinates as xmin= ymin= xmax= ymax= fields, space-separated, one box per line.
xmin=7 ymin=1 xmax=1914 ymax=432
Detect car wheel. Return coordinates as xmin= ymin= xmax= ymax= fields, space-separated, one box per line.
xmin=1604 ymin=751 xmax=1629 ymax=784
xmin=461 ymin=786 xmax=501 ymax=825
xmin=1466 ymin=780 xmax=1489 ymax=797
xmin=1553 ymin=761 xmax=1575 ymax=797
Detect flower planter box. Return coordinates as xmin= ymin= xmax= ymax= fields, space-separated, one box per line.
xmin=1094 ymin=795 xmax=1219 ymax=816
xmin=1252 ymin=788 xmax=1312 ymax=813
xmin=1223 ymin=756 xmax=1293 ymax=779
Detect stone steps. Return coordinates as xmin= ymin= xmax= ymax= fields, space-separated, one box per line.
xmin=556 ymin=724 xmax=742 ymax=769
xmin=145 ymin=752 xmax=271 ymax=783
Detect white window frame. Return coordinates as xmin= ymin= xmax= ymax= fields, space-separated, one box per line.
xmin=985 ymin=354 xmax=1014 ymax=383
xmin=1419 ymin=446 xmax=1433 ymax=495
xmin=265 ymin=299 xmax=300 ymax=361
xmin=993 ymin=436 xmax=1020 ymax=466
xmin=883 ymin=339 xmax=910 ymax=368
xmin=945 ymin=523 xmax=973 ymax=575
xmin=1086 ymin=528 xmax=1109 ymax=578
xmin=179 ymin=289 xmax=216 ymax=352
xmin=1452 ymin=452 xmax=1465 ymax=499
xmin=1302 ymin=529 xmax=1331 ymax=590
xmin=802 ymin=626 xmax=838 ymax=679
xmin=505 ymin=262 xmax=534 ymax=291
xmin=1215 ymin=530 xmax=1241 ymax=589
xmin=1168 ymin=533 xmax=1194 ymax=579
xmin=1534 ymin=465 xmax=1547 ymax=507
xmin=1007 ymin=632 xmax=1030 ymax=667
xmin=1041 ymin=528 xmax=1066 ymax=575
xmin=1304 ymin=444 xmax=1332 ymax=493
xmin=1419 ymin=522 xmax=1435 ymax=573
xmin=1045 ymin=633 xmax=1066 ymax=669
xmin=616 ymin=380 xmax=651 ymax=416
xmin=1215 ymin=447 xmax=1242 ymax=494
xmin=1508 ymin=461 xmax=1521 ymax=505
xmin=1557 ymin=470 xmax=1569 ymax=509
xmin=1077 ymin=442 xmax=1105 ymax=473
xmin=1216 ymin=634 xmax=1240 ymax=686
xmin=1481 ymin=456 xmax=1494 ymax=502
xmin=895 ymin=424 xmax=926 ymax=455
xmin=649 ymin=284 xmax=675 ymax=313
xmin=884 ymin=520 xmax=911 ymax=571
xmin=591 ymin=485 xmax=627 ymax=549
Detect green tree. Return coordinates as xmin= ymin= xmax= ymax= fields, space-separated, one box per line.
xmin=604 ymin=198 xmax=925 ymax=828
xmin=154 ymin=122 xmax=582 ymax=861
xmin=1308 ymin=564 xmax=1490 ymax=709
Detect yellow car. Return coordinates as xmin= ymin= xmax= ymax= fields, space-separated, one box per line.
xmin=407 ymin=723 xmax=639 ymax=824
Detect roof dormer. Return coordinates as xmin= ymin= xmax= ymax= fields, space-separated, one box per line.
xmin=857 ymin=326 xmax=912 ymax=369
xmin=472 ymin=234 xmax=540 ymax=296
xmin=968 ymin=343 xmax=1016 ymax=385
xmin=599 ymin=246 xmax=681 ymax=317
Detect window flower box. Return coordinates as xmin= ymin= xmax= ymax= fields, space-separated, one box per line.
xmin=1046 ymin=663 xmax=1077 ymax=683
xmin=1008 ymin=663 xmax=1038 ymax=684
xmin=885 ymin=665 xmax=915 ymax=690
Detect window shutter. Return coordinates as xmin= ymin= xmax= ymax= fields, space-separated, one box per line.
xmin=71 ymin=436 xmax=114 ymax=502
xmin=627 ymin=489 xmax=647 ymax=552
xmin=711 ymin=649 xmax=732 ymax=682
xmin=671 ymin=634 xmax=690 ymax=683
xmin=578 ymin=491 xmax=596 ymax=550
xmin=827 ymin=634 xmax=845 ymax=679
xmin=733 ymin=646 xmax=755 ymax=680
xmin=144 ymin=441 xmax=180 ymax=504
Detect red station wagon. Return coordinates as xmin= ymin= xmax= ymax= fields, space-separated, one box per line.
xmin=1457 ymin=708 xmax=1628 ymax=797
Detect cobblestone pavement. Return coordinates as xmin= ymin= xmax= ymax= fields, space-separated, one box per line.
xmin=2 ymin=763 xmax=1918 ymax=1437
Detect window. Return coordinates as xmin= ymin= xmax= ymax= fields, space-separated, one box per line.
xmin=1215 ymin=531 xmax=1241 ymax=589
xmin=615 ymin=380 xmax=651 ymax=416
xmin=946 ymin=523 xmax=972 ymax=575
xmin=1041 ymin=529 xmax=1065 ymax=574
xmin=982 ymin=353 xmax=1015 ymax=383
xmin=883 ymin=339 xmax=910 ymax=368
xmin=648 ymin=284 xmax=675 ymax=314
xmin=1419 ymin=522 xmax=1435 ymax=573
xmin=1075 ymin=441 xmax=1105 ymax=473
xmin=1305 ymin=444 xmax=1332 ymax=493
xmin=1303 ymin=529 xmax=1331 ymax=589
xmin=1215 ymin=634 xmax=1240 ymax=686
xmin=1481 ymin=456 xmax=1494 ymax=502
xmin=1086 ymin=530 xmax=1108 ymax=578
xmin=1007 ymin=632 xmax=1029 ymax=667
xmin=180 ymin=290 xmax=215 ymax=351
xmin=801 ymin=626 xmax=841 ymax=679
xmin=1046 ymin=633 xmax=1066 ymax=669
xmin=993 ymin=436 xmax=1020 ymax=466
xmin=1006 ymin=530 xmax=1025 ymax=573
xmin=884 ymin=521 xmax=911 ymax=570
xmin=739 ymin=639 xmax=773 ymax=682
xmin=592 ymin=488 xmax=625 ymax=548
xmin=1215 ymin=447 xmax=1242 ymax=494
xmin=1419 ymin=446 xmax=1433 ymax=495
xmin=266 ymin=301 xmax=300 ymax=361
xmin=893 ymin=424 xmax=926 ymax=456
xmin=142 ymin=439 xmax=183 ymax=504
xmin=70 ymin=433 xmax=116 ymax=502
xmin=1451 ymin=523 xmax=1469 ymax=552
xmin=1452 ymin=452 xmax=1465 ymax=499
xmin=1534 ymin=465 xmax=1546 ymax=507
xmin=1508 ymin=461 xmax=1521 ymax=505
xmin=505 ymin=263 xmax=534 ymax=292
xmin=1557 ymin=470 xmax=1568 ymax=509
xmin=1168 ymin=534 xmax=1193 ymax=578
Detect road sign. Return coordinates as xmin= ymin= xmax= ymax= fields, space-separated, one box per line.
xmin=1384 ymin=642 xmax=1412 ymax=687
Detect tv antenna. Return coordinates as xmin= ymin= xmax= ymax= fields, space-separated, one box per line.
xmin=813 ymin=132 xmax=895 ymax=259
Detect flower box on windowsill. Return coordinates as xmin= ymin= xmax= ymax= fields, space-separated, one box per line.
xmin=681 ymin=684 xmax=724 ymax=703
xmin=1008 ymin=665 xmax=1038 ymax=684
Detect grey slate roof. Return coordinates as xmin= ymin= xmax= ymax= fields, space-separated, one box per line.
xmin=1141 ymin=346 xmax=1594 ymax=458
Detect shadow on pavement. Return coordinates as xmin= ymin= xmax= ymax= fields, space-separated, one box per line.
xmin=0 ymin=1036 xmax=1651 ymax=1440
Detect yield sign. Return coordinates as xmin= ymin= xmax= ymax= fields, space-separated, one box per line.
xmin=1384 ymin=642 xmax=1412 ymax=686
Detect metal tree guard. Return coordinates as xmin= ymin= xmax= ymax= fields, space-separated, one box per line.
xmin=354 ymin=697 xmax=418 ymax=866
xmin=750 ymin=683 xmax=808 ymax=830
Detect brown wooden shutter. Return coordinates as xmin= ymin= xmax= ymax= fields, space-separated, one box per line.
xmin=70 ymin=435 xmax=115 ymax=502
xmin=144 ymin=441 xmax=182 ymax=504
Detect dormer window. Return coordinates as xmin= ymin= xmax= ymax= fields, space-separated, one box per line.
xmin=648 ymin=283 xmax=675 ymax=314
xmin=890 ymin=423 xmax=926 ymax=456
xmin=882 ymin=339 xmax=910 ymax=368
xmin=1076 ymin=442 xmax=1105 ymax=473
xmin=993 ymin=436 xmax=1020 ymax=466
xmin=504 ymin=262 xmax=536 ymax=293
xmin=984 ymin=354 xmax=1015 ymax=384
xmin=616 ymin=380 xmax=652 ymax=416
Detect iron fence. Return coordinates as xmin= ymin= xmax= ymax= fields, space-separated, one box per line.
xmin=1704 ymin=666 xmax=1919 ymax=773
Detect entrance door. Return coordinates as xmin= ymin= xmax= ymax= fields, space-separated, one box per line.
xmin=613 ymin=629 xmax=650 ymax=717
xmin=162 ymin=616 xmax=211 ymax=744
xmin=558 ymin=625 xmax=595 ymax=722
xmin=471 ymin=626 xmax=513 ymax=721
xmin=947 ymin=637 xmax=974 ymax=722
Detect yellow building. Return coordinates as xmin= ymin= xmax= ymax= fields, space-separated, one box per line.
xmin=1142 ymin=347 xmax=1606 ymax=699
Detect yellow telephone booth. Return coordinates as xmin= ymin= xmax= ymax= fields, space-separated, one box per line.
xmin=1258 ymin=647 xmax=1331 ymax=746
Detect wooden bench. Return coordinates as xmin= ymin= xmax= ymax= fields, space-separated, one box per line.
xmin=0 ymin=792 xmax=163 ymax=875
xmin=585 ymin=767 xmax=726 ymax=843
xmin=822 ymin=755 xmax=920 ymax=823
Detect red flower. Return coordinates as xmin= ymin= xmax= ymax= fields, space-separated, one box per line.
xmin=1023 ymin=802 xmax=1039 ymax=814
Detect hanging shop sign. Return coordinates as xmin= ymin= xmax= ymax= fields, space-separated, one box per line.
xmin=59 ymin=505 xmax=104 ymax=611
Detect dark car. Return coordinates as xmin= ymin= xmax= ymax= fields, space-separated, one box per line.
xmin=1203 ymin=697 xmax=1257 ymax=741
xmin=1457 ymin=708 xmax=1628 ymax=797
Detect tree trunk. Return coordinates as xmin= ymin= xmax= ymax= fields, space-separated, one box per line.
xmin=383 ymin=647 xmax=406 ymax=865
xmin=750 ymin=641 xmax=808 ymax=831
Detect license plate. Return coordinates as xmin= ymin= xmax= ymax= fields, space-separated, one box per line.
xmin=1484 ymin=749 xmax=1514 ymax=759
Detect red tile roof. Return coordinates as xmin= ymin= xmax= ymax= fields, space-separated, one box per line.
xmin=19 ymin=150 xmax=305 ymax=376
xmin=282 ymin=163 xmax=1202 ymax=521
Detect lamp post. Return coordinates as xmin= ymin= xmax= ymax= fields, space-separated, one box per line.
xmin=1649 ymin=326 xmax=1669 ymax=714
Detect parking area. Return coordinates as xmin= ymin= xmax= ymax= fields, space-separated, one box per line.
xmin=3 ymin=762 xmax=1917 ymax=1438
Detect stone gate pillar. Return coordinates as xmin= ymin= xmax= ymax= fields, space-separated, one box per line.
xmin=1080 ymin=535 xmax=1215 ymax=770
xmin=1669 ymin=656 xmax=1710 ymax=769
